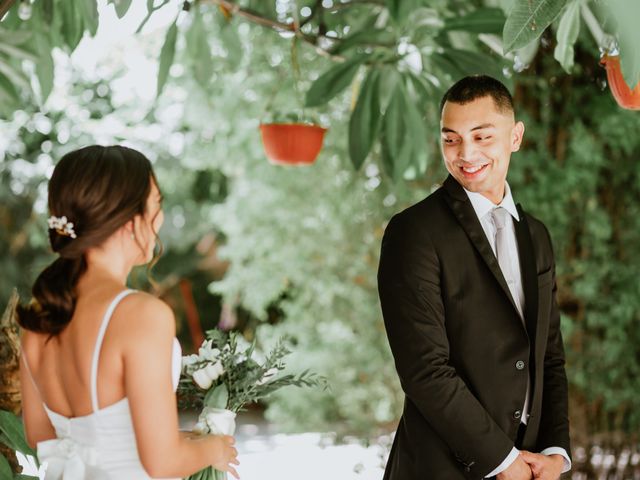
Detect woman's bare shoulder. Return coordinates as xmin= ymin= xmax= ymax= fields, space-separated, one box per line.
xmin=113 ymin=291 xmax=176 ymax=338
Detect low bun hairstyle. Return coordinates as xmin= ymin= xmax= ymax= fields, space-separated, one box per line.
xmin=17 ymin=145 xmax=159 ymax=336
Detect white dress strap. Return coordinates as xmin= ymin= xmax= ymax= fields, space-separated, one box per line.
xmin=90 ymin=289 xmax=136 ymax=413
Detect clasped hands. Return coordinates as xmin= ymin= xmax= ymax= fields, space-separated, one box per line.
xmin=496 ymin=452 xmax=564 ymax=480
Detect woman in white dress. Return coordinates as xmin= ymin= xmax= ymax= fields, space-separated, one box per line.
xmin=17 ymin=145 xmax=239 ymax=479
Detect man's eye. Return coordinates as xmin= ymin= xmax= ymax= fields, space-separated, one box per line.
xmin=477 ymin=136 xmax=492 ymax=141
xmin=444 ymin=138 xmax=457 ymax=144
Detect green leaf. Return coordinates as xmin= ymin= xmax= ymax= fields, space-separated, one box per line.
xmin=0 ymin=43 xmax=39 ymax=63
xmin=156 ymin=19 xmax=178 ymax=99
xmin=60 ymin=0 xmax=84 ymax=51
xmin=329 ymin=29 xmax=395 ymax=55
xmin=219 ymin=21 xmax=243 ymax=71
xmin=80 ymin=0 xmax=99 ymax=37
xmin=0 ymin=410 xmax=34 ymax=457
xmin=0 ymin=27 xmax=31 ymax=46
xmin=553 ymin=0 xmax=581 ymax=73
xmin=503 ymin=0 xmax=567 ymax=53
xmin=34 ymin=32 xmax=54 ymax=103
xmin=0 ymin=58 xmax=31 ymax=93
xmin=386 ymin=0 xmax=415 ymax=22
xmin=305 ymin=55 xmax=367 ymax=108
xmin=0 ymin=454 xmax=11 ymax=479
xmin=186 ymin=11 xmax=214 ymax=90
xmin=204 ymin=384 xmax=229 ymax=408
xmin=608 ymin=0 xmax=640 ymax=88
xmin=112 ymin=0 xmax=133 ymax=19
xmin=444 ymin=7 xmax=507 ymax=35
xmin=380 ymin=85 xmax=408 ymax=180
xmin=431 ymin=49 xmax=508 ymax=88
xmin=348 ymin=69 xmax=382 ymax=170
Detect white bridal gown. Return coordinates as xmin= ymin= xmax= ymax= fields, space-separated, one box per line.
xmin=22 ymin=289 xmax=182 ymax=480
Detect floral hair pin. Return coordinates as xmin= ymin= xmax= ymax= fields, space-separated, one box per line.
xmin=47 ymin=215 xmax=77 ymax=239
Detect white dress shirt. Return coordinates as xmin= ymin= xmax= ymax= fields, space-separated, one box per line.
xmin=463 ymin=183 xmax=571 ymax=477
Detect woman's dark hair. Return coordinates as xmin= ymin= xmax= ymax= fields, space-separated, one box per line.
xmin=17 ymin=145 xmax=161 ymax=336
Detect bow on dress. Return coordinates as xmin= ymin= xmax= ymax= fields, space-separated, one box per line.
xmin=37 ymin=437 xmax=109 ymax=480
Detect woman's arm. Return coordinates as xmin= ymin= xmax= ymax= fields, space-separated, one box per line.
xmin=121 ymin=294 xmax=239 ymax=479
xmin=19 ymin=332 xmax=56 ymax=450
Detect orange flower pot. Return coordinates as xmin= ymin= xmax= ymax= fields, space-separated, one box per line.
xmin=259 ymin=123 xmax=327 ymax=166
xmin=601 ymin=55 xmax=640 ymax=110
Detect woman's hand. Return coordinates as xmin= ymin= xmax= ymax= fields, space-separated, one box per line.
xmin=210 ymin=435 xmax=240 ymax=479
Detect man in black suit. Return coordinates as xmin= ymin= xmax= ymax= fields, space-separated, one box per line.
xmin=378 ymin=75 xmax=571 ymax=480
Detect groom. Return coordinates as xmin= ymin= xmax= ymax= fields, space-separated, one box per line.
xmin=378 ymin=75 xmax=571 ymax=480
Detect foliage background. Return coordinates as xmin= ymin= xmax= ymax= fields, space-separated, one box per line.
xmin=0 ymin=0 xmax=638 ymax=463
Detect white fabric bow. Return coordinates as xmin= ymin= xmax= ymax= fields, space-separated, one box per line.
xmin=37 ymin=438 xmax=109 ymax=480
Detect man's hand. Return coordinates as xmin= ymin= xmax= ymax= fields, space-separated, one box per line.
xmin=496 ymin=455 xmax=533 ymax=480
xmin=520 ymin=451 xmax=564 ymax=480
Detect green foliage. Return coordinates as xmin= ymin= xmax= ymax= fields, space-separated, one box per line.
xmin=157 ymin=19 xmax=179 ymax=99
xmin=503 ymin=0 xmax=568 ymax=52
xmin=0 ymin=410 xmax=39 ymax=478
xmin=553 ymin=0 xmax=581 ymax=72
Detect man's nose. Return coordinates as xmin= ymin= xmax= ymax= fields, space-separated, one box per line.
xmin=458 ymin=142 xmax=477 ymax=162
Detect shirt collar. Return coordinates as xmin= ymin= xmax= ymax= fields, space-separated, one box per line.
xmin=463 ymin=182 xmax=520 ymax=222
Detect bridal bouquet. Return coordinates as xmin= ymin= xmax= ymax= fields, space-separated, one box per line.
xmin=178 ymin=329 xmax=325 ymax=480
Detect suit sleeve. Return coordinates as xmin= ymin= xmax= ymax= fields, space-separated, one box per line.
xmin=378 ymin=213 xmax=514 ymax=477
xmin=535 ymin=226 xmax=571 ymax=456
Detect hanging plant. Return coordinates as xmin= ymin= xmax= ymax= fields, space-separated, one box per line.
xmin=259 ymin=112 xmax=327 ymax=166
xmin=601 ymin=55 xmax=640 ymax=110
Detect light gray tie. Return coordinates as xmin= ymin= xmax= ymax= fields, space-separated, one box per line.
xmin=491 ymin=207 xmax=513 ymax=284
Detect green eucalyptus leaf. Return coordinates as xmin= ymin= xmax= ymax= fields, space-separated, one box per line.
xmin=156 ymin=19 xmax=178 ymax=99
xmin=553 ymin=0 xmax=581 ymax=73
xmin=444 ymin=7 xmax=506 ymax=35
xmin=348 ymin=69 xmax=382 ymax=170
xmin=0 ymin=43 xmax=38 ymax=62
xmin=503 ymin=0 xmax=567 ymax=53
xmin=305 ymin=55 xmax=367 ymax=108
xmin=204 ymin=384 xmax=229 ymax=408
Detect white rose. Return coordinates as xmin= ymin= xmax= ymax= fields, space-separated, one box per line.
xmin=192 ymin=421 xmax=208 ymax=435
xmin=201 ymin=407 xmax=237 ymax=436
xmin=192 ymin=367 xmax=213 ymax=389
xmin=198 ymin=340 xmax=221 ymax=361
xmin=204 ymin=361 xmax=225 ymax=381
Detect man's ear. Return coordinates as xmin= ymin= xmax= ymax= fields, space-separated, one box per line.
xmin=511 ymin=121 xmax=525 ymax=152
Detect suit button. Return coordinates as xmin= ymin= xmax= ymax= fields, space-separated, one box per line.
xmin=513 ymin=410 xmax=522 ymax=420
xmin=516 ymin=360 xmax=525 ymax=370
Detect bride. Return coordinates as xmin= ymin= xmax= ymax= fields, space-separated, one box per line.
xmin=17 ymin=145 xmax=240 ymax=479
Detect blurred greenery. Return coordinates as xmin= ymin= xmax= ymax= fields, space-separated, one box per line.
xmin=0 ymin=0 xmax=639 ymax=454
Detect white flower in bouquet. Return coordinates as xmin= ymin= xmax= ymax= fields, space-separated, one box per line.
xmin=198 ymin=339 xmax=221 ymax=362
xmin=205 ymin=361 xmax=225 ymax=381
xmin=192 ymin=367 xmax=214 ymax=390
xmin=256 ymin=367 xmax=278 ymax=385
xmin=182 ymin=354 xmax=199 ymax=369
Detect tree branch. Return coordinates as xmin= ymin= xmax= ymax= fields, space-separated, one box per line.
xmin=201 ymin=0 xmax=345 ymax=61
xmin=0 ymin=0 xmax=17 ymax=20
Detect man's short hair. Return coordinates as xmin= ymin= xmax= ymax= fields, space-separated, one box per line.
xmin=439 ymin=75 xmax=514 ymax=115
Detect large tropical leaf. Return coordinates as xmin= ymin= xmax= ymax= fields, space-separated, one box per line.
xmin=503 ymin=0 xmax=567 ymax=53
xmin=444 ymin=7 xmax=507 ymax=35
xmin=0 ymin=411 xmax=35 ymax=457
xmin=348 ymin=69 xmax=382 ymax=170
xmin=305 ymin=55 xmax=367 ymax=108
xmin=553 ymin=0 xmax=581 ymax=73
xmin=186 ymin=11 xmax=214 ymax=91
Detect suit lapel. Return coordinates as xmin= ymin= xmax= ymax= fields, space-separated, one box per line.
xmin=442 ymin=176 xmax=521 ymax=317
xmin=514 ymin=204 xmax=538 ymax=345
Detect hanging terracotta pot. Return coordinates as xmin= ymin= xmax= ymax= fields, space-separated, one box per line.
xmin=259 ymin=123 xmax=327 ymax=166
xmin=601 ymin=55 xmax=640 ymax=110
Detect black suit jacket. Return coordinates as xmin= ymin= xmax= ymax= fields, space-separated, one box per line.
xmin=378 ymin=176 xmax=570 ymax=479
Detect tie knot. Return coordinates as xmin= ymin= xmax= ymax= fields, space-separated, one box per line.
xmin=492 ymin=207 xmax=509 ymax=229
